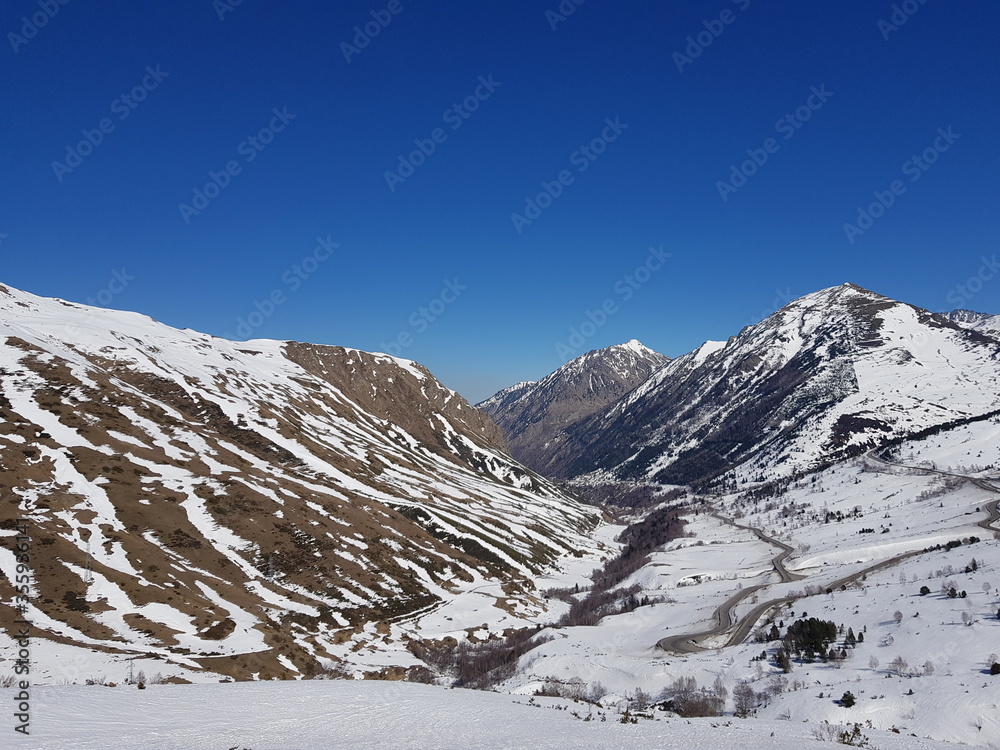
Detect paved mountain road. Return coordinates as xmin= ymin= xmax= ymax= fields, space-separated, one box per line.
xmin=656 ymin=454 xmax=999 ymax=655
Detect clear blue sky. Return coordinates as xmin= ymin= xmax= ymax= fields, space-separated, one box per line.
xmin=2 ymin=1 xmax=998 ymax=402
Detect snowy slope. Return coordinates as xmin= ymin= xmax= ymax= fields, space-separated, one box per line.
xmin=546 ymin=284 xmax=1000 ymax=485
xmin=0 ymin=283 xmax=602 ymax=680
xmin=20 ymin=680 xmax=960 ymax=750
xmin=479 ymin=415 xmax=1000 ymax=747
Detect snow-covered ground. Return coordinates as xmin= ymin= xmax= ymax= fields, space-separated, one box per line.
xmin=490 ymin=420 xmax=1000 ymax=747
xmin=15 ymin=680 xmax=959 ymax=749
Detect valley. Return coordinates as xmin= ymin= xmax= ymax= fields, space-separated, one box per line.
xmin=2 ymin=281 xmax=1000 ymax=747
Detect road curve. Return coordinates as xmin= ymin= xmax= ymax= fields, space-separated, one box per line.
xmin=656 ymin=511 xmax=801 ymax=654
xmin=657 ymin=454 xmax=999 ymax=655
xmin=712 ymin=511 xmax=806 ymax=585
xmin=865 ymin=452 xmax=1000 ymax=533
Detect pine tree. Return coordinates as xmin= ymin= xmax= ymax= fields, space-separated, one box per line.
xmin=773 ymin=649 xmax=792 ymax=673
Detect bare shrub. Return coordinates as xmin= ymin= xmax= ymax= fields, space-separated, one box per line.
xmin=413 ymin=628 xmax=552 ymax=690
xmin=313 ymin=661 xmax=353 ymax=680
xmin=733 ymin=683 xmax=757 ymax=717
xmin=887 ymin=655 xmax=909 ymax=677
xmin=588 ymin=681 xmax=607 ymax=703
xmin=766 ymin=674 xmax=788 ymax=697
xmin=811 ymin=722 xmax=840 ymax=742
xmin=658 ymin=676 xmax=724 ymax=717
xmin=534 ymin=676 xmax=590 ymax=701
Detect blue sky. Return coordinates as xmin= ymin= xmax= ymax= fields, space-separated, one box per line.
xmin=2 ymin=1 xmax=998 ymax=402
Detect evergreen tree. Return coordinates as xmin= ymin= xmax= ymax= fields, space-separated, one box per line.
xmin=774 ymin=649 xmax=792 ymax=673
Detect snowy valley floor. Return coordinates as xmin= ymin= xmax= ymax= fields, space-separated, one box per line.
xmin=17 ymin=680 xmax=961 ymax=750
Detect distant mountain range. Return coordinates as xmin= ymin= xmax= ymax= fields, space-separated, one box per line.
xmin=481 ymin=284 xmax=1000 ymax=487
xmin=476 ymin=340 xmax=669 ymax=477
xmin=942 ymin=308 xmax=1000 ymax=334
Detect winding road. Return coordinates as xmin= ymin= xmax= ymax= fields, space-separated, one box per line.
xmin=656 ymin=454 xmax=999 ymax=655
xmin=865 ymin=452 xmax=1000 ymax=534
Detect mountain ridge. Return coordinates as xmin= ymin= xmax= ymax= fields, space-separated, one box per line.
xmin=488 ymin=283 xmax=1000 ymax=487
xmin=0 ymin=282 xmax=601 ymax=680
xmin=477 ymin=339 xmax=670 ymax=477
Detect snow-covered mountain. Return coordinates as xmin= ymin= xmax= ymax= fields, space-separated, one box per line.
xmin=944 ymin=308 xmax=1000 ymax=336
xmin=531 ymin=284 xmax=1000 ymax=485
xmin=477 ymin=340 xmax=669 ymax=477
xmin=0 ymin=283 xmax=601 ymax=680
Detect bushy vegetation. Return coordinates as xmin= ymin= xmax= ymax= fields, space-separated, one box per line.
xmin=411 ymin=628 xmax=553 ymax=690
xmin=657 ymin=676 xmax=725 ymax=717
xmin=533 ymin=676 xmax=607 ymax=703
xmin=568 ymin=483 xmax=686 ymax=511
xmin=559 ymin=507 xmax=685 ymax=627
xmin=782 ymin=617 xmax=838 ymax=661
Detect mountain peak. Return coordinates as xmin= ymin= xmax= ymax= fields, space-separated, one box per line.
xmin=613 ymin=338 xmax=651 ymax=353
xmin=543 ymin=285 xmax=1000 ymax=485
xmin=479 ymin=341 xmax=669 ymax=477
xmin=800 ymin=282 xmax=889 ymax=305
